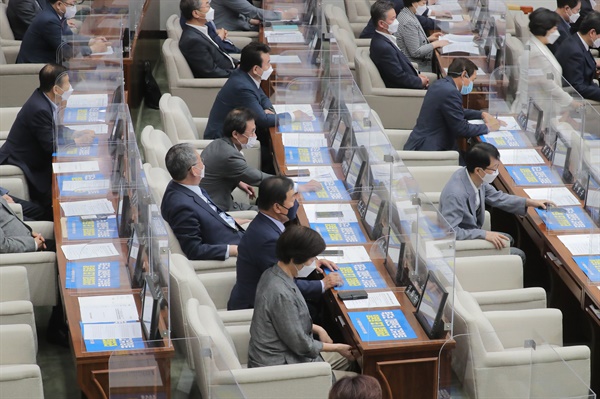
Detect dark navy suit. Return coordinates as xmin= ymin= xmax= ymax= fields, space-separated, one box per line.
xmin=16 ymin=4 xmax=89 ymax=63
xmin=227 ymin=212 xmax=322 ymax=310
xmin=548 ymin=17 xmax=572 ymax=54
xmin=204 ymin=68 xmax=291 ymax=139
xmin=179 ymin=24 xmax=236 ymax=78
xmin=0 ymin=89 xmax=56 ymax=213
xmin=179 ymin=16 xmax=241 ymax=54
xmin=571 ymin=0 xmax=594 ymax=32
xmin=370 ymin=32 xmax=423 ymax=89
xmin=404 ymin=76 xmax=487 ymax=151
xmin=160 ymin=181 xmax=244 ymax=260
xmin=555 ymin=33 xmax=600 ymax=102
xmin=360 ymin=0 xmax=437 ymax=38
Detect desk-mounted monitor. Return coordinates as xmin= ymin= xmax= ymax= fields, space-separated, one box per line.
xmin=141 ymin=275 xmax=162 ymax=343
xmin=117 ymin=183 xmax=132 ymax=238
xmin=552 ymin=133 xmax=573 ymax=183
xmin=541 ymin=126 xmax=559 ymax=161
xmin=415 ymin=271 xmax=449 ymax=339
xmin=110 ymin=149 xmax=125 ymax=194
xmin=108 ymin=115 xmax=125 ymax=157
xmin=584 ymin=172 xmax=600 ymax=225
xmin=525 ymin=99 xmax=544 ymax=144
xmin=331 ymin=114 xmax=354 ymax=163
xmin=111 ymin=83 xmax=124 ymax=105
xmin=126 ymin=226 xmax=145 ymax=289
xmin=343 ymin=146 xmax=368 ymax=200
xmin=362 ymin=186 xmax=387 ymax=241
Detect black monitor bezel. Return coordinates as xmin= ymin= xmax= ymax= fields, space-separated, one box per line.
xmin=141 ymin=275 xmax=161 ymax=342
xmin=414 ymin=271 xmax=449 ymax=339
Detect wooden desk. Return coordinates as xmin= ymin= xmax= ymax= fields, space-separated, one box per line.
xmin=52 ymin=136 xmax=174 ymax=398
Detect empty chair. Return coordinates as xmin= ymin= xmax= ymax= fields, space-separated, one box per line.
xmin=354 ymin=47 xmax=426 ymax=129
xmin=331 ymin=25 xmax=361 ymax=80
xmin=324 ymin=4 xmax=370 ymax=44
xmin=406 ymin=165 xmax=462 ymax=200
xmin=140 ymin=126 xmax=172 ymax=170
xmin=344 ymin=0 xmax=371 ymax=23
xmin=0 ymin=324 xmax=43 ymax=399
xmin=162 ymin=38 xmax=228 ymax=117
xmin=0 ymin=267 xmax=37 ymax=352
xmin=185 ymin=299 xmax=333 ymax=399
xmin=0 ymin=44 xmax=44 ymax=107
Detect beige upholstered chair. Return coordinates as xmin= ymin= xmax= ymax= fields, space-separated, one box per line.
xmin=324 ymin=4 xmax=369 ymax=44
xmin=505 ymin=33 xmax=524 ymax=97
xmin=0 ymin=44 xmax=43 ymax=107
xmin=185 ymin=299 xmax=333 ymax=399
xmin=0 ymin=324 xmax=43 ymax=399
xmin=162 ymin=38 xmax=228 ymax=117
xmin=0 ymin=4 xmax=20 ymax=47
xmin=0 ymin=106 xmax=18 ymax=148
xmin=166 ymin=14 xmax=182 ymax=41
xmin=0 ymin=267 xmax=37 ymax=352
xmin=331 ymin=25 xmax=362 ymax=80
xmin=344 ymin=0 xmax=371 ymax=23
xmin=513 ymin=12 xmax=530 ymax=43
xmin=140 ymin=126 xmax=172 ymax=170
xmin=354 ymin=47 xmax=426 ymax=129
xmin=451 ymin=290 xmax=591 ymax=399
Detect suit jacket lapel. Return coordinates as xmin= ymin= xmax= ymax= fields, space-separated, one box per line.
xmin=459 ymin=171 xmax=478 ymax=219
xmin=477 ymin=186 xmax=485 ymax=227
xmin=259 ymin=212 xmax=283 ymax=236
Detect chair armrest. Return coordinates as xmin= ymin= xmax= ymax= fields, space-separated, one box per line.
xmin=0 ymin=177 xmax=26 ymax=198
xmin=229 ymin=210 xmax=258 ymax=220
xmin=485 ymin=308 xmax=563 ymax=348
xmin=228 ymin=36 xmax=253 ymax=48
xmin=217 ymin=309 xmax=253 ymax=326
xmin=473 ymin=288 xmax=547 ymax=312
xmin=226 ymin=31 xmax=259 ymax=38
xmin=0 ymin=325 xmax=36 ymax=365
xmin=198 ymin=271 xmax=237 ymax=309
xmin=0 ymin=300 xmax=34 ymax=318
xmin=0 ymin=267 xmax=29 ymax=301
xmin=1 ymin=46 xmax=20 ymax=64
xmin=225 ymin=324 xmax=251 ymax=364
xmin=192 ymin=117 xmax=209 ymax=133
xmin=176 ymin=78 xmax=228 ymax=88
xmin=224 ymin=361 xmax=332 ymax=384
xmin=7 ymin=204 xmax=23 ymax=220
xmin=189 ymin=257 xmax=237 ymax=274
xmin=25 ymin=221 xmax=54 ymax=240
xmin=396 ymin=150 xmax=459 ymax=166
xmin=0 ymin=252 xmax=57 ymax=306
xmin=179 ymin=139 xmax=213 ymax=149
xmin=456 ymin=255 xmax=523 ymax=292
xmin=0 ymin=364 xmax=44 ymax=399
xmin=482 ymin=345 xmax=590 ymax=368
xmin=0 ymin=65 xmax=43 ymax=74
xmin=354 ymin=38 xmax=371 ymax=47
xmin=369 ymin=87 xmax=427 ymax=97
xmin=454 ymin=239 xmax=510 ymax=257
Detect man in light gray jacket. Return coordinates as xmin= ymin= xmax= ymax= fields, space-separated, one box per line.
xmin=0 ymin=196 xmax=46 ymax=253
xmin=212 ymin=0 xmax=298 ymax=31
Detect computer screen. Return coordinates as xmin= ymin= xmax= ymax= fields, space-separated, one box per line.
xmin=584 ymin=172 xmax=600 ymax=225
xmin=362 ymin=188 xmax=386 ymax=241
xmin=126 ymin=227 xmax=145 ymax=288
xmin=117 ymin=183 xmax=132 ymax=238
xmin=526 ymin=100 xmax=544 ymax=142
xmin=141 ymin=275 xmax=161 ymax=341
xmin=553 ymin=133 xmax=573 ymax=183
xmin=415 ymin=272 xmax=449 ymax=339
xmin=343 ymin=147 xmax=367 ymax=198
xmin=331 ymin=116 xmax=349 ymax=155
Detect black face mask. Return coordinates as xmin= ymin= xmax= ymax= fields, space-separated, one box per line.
xmin=280 ymin=199 xmax=299 ymax=220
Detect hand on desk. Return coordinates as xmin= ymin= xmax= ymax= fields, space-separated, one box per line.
xmin=89 ymin=37 xmax=109 ymax=53
xmin=432 ymin=39 xmax=450 ymax=49
xmin=238 ymin=181 xmax=256 ymax=200
xmin=482 ymin=112 xmax=506 ymax=131
xmin=316 ymin=258 xmax=339 ymax=272
xmin=73 ymin=129 xmax=95 ymax=146
xmin=484 ymin=231 xmax=509 ymax=249
xmin=293 ymin=110 xmax=312 ymax=121
xmin=297 ymin=179 xmax=322 ymax=192
xmin=431 ymin=10 xmax=452 ymax=18
xmin=322 ymin=272 xmax=343 ymax=290
xmin=526 ymin=199 xmax=556 ymax=210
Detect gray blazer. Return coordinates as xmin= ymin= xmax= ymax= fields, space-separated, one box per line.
xmin=212 ymin=0 xmax=281 ymax=31
xmin=395 ymin=7 xmax=434 ymax=72
xmin=200 ymin=137 xmax=271 ymax=211
xmin=0 ymin=197 xmax=35 ymax=253
xmin=248 ymin=266 xmax=324 ymax=368
xmin=439 ymin=168 xmax=527 ymax=240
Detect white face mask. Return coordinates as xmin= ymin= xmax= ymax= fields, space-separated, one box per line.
xmin=241 ymin=135 xmax=257 ymax=149
xmin=415 ymin=4 xmax=428 ymax=15
xmin=387 ymin=19 xmax=400 ymax=34
xmin=295 ymin=260 xmax=316 ymax=278
xmin=260 ymin=66 xmax=273 ymax=80
xmin=594 ymin=35 xmax=600 ymax=48
xmin=568 ymin=11 xmax=580 ymax=23
xmin=479 ymin=168 xmax=499 ymax=184
xmin=64 ymin=3 xmax=77 ymax=19
xmin=204 ymin=7 xmax=215 ymax=22
xmin=547 ymin=29 xmax=561 ymax=44
xmin=57 ymin=84 xmax=74 ymax=102
xmin=200 ymin=166 xmax=205 ymax=179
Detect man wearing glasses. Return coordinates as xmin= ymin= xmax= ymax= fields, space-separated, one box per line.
xmin=17 ymin=0 xmax=107 ymax=63
xmin=439 ymin=143 xmax=554 ymax=264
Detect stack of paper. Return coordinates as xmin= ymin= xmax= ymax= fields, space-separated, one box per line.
xmin=60 ymin=198 xmax=115 ymax=216
xmin=286 ymin=166 xmax=338 ymax=182
xmin=440 ymin=34 xmax=475 ymax=42
xmin=558 ymin=234 xmax=600 ymax=255
xmin=61 ymin=243 xmax=119 ymax=260
xmin=264 ymin=31 xmax=304 ymax=43
xmin=270 ymin=55 xmax=302 ymax=64
xmin=441 ymin=43 xmax=480 ymax=55
xmin=498 ymin=149 xmax=544 ymax=165
xmin=53 ymin=161 xmax=100 ymax=174
xmin=524 ymin=187 xmax=581 ymax=207
xmin=319 ymin=246 xmax=371 ymax=264
xmin=67 ymin=94 xmax=109 ymax=108
xmin=343 ymin=291 xmax=401 ymax=310
xmin=281 ymin=133 xmax=327 ymax=147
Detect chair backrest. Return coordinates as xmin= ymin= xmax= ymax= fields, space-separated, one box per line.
xmin=143 ymin=163 xmax=171 ymax=206
xmin=0 ymin=266 xmax=30 ymax=302
xmin=0 ymin=4 xmax=15 ymax=41
xmin=406 ymin=165 xmax=462 ymax=193
xmin=325 ymin=4 xmax=354 ymax=35
xmin=149 ymin=129 xmax=173 ymax=171
xmin=513 ymin=12 xmax=529 ymax=43
xmin=354 ymin=47 xmax=386 ymax=94
xmin=331 ymin=25 xmax=357 ymax=68
xmin=140 ymin=125 xmax=156 ymax=167
xmin=344 ymin=0 xmax=370 ymax=22
xmin=505 ymin=33 xmax=524 ymax=67
xmin=166 ymin=14 xmax=183 ymax=41
xmin=159 ymin=93 xmax=201 ymax=142
xmin=162 ymin=38 xmax=195 ymax=89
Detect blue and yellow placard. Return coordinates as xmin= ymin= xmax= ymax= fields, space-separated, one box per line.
xmin=325 ymin=262 xmax=387 ymax=290
xmin=65 ymin=215 xmax=118 ymax=240
xmin=481 ymin=131 xmax=528 ymax=148
xmin=63 ymin=107 xmax=107 ymax=123
xmin=573 ymin=256 xmax=600 ymax=282
xmin=349 ymin=310 xmax=417 ymax=342
xmin=310 ymin=222 xmax=367 ymax=244
xmin=66 ymin=261 xmax=120 ymax=289
xmin=80 ymin=322 xmax=145 ymax=352
xmin=300 ymin=180 xmax=351 ymax=201
xmin=506 ymin=165 xmax=563 ymax=186
xmin=536 ymin=207 xmax=596 ymax=231
xmin=57 ymin=173 xmax=107 ymax=197
xmin=285 ymin=147 xmax=332 ymax=165
xmin=279 ymin=120 xmax=323 ymax=133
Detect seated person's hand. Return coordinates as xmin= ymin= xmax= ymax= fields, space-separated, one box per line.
xmin=264 ymin=109 xmax=275 ymax=115
xmin=431 ymin=10 xmax=452 ymax=18
xmin=229 ymin=244 xmax=239 ymax=257
xmin=249 ymin=18 xmax=261 ymax=26
xmin=217 ymin=28 xmax=227 ymax=40
xmin=526 ymin=199 xmax=555 ymax=209
xmin=336 ymin=344 xmax=356 ymax=361
xmin=281 ymin=7 xmax=298 ymax=20
xmin=238 ymin=181 xmax=256 ymax=199
xmin=234 ymin=218 xmax=252 ymax=226
xmin=428 ymin=32 xmax=443 ymax=42
xmin=316 ymin=258 xmax=338 ymax=272
xmin=293 ymin=110 xmax=312 ymax=121
xmin=297 ymin=179 xmax=322 ymax=192
xmin=73 ymin=129 xmax=95 ymax=145
xmin=2 ymin=194 xmax=14 ymax=203
xmin=419 ymin=74 xmax=430 ymax=88
xmin=33 ymin=232 xmax=46 ymax=251
xmin=322 ymin=272 xmax=343 ymax=290
xmin=433 ymin=39 xmax=450 ymax=48
xmin=484 ymin=231 xmax=509 ymax=250
xmin=89 ymin=37 xmax=108 ymax=53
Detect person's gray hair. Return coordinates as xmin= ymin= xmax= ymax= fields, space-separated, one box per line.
xmin=165 ymin=143 xmax=197 ymax=181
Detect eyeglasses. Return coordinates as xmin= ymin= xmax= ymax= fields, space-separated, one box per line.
xmin=484 ymin=167 xmax=499 ymax=172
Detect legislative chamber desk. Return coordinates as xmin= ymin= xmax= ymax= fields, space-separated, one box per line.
xmin=270 ymin=127 xmax=456 ymax=399
xmin=52 ymin=140 xmax=174 ymax=398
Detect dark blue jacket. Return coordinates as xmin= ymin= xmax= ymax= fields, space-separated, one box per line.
xmin=160 ymin=181 xmax=244 ymax=260
xmin=555 ymin=33 xmax=600 ymax=102
xmin=548 ymin=17 xmax=572 ymax=54
xmin=360 ymin=0 xmax=436 ymax=38
xmin=370 ymin=32 xmax=423 ymax=89
xmin=179 ymin=24 xmax=236 ymax=78
xmin=570 ymin=0 xmax=594 ymax=32
xmin=204 ymin=68 xmax=290 ymax=139
xmin=0 ymin=89 xmax=55 ymax=205
xmin=16 ymin=4 xmax=89 ymax=63
xmin=404 ymin=76 xmax=487 ymax=151
xmin=179 ymin=16 xmax=241 ymax=54
xmin=227 ymin=212 xmax=322 ymax=310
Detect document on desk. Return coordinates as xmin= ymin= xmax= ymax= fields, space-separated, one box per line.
xmin=303 ymin=203 xmax=358 ymax=223
xmin=65 ymin=124 xmax=109 ymax=135
xmin=428 ymin=2 xmax=462 ymax=11
xmin=67 ymin=94 xmax=109 ymax=108
xmin=60 ymin=198 xmax=115 ymax=216
xmin=265 ymin=31 xmax=304 ymax=43
xmin=52 ymin=161 xmax=100 ymax=174
xmin=558 ymin=234 xmax=600 ymax=256
xmin=92 ymin=46 xmax=114 ymax=56
xmin=322 ymin=246 xmax=371 ymax=263
xmin=61 ymin=242 xmax=119 ymax=261
xmin=524 ymin=187 xmax=581 ymax=206
xmin=441 ymin=43 xmax=480 ymax=55
xmin=270 ymin=55 xmax=302 ymax=64
xmin=79 ymin=294 xmax=139 ymax=323
xmin=61 ymin=179 xmax=110 ymax=193
xmin=282 ymin=133 xmax=327 ymax=147
xmin=287 ymin=166 xmax=338 ymax=182
xmin=430 ymin=14 xmax=464 ymax=21
xmin=343 ymin=291 xmax=401 ymax=310
xmin=497 ymin=116 xmax=520 ymax=131
xmin=498 ymin=149 xmax=544 ymax=165
xmin=481 ymin=131 xmax=528 ymax=148
xmin=82 ymin=321 xmax=142 ymax=340
xmin=273 ymin=104 xmax=316 ymax=120
xmin=440 ymin=34 xmax=475 ymax=42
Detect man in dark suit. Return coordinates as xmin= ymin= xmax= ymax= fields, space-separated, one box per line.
xmin=571 ymin=0 xmax=595 ymax=32
xmin=369 ymin=0 xmax=428 ymax=89
xmin=7 ymin=0 xmax=44 ymax=40
xmin=0 ymin=63 xmax=94 ymax=220
xmin=227 ymin=176 xmax=341 ymax=313
xmin=403 ymin=58 xmax=502 ymax=153
xmin=360 ymin=0 xmax=438 ymax=38
xmin=556 ymin=11 xmax=600 ymax=102
xmin=549 ymin=0 xmax=581 ymax=53
xmin=178 ymin=14 xmax=241 ymax=54
xmin=161 ymin=143 xmax=247 ymax=261
xmin=16 ymin=0 xmax=107 ymax=64
xmin=179 ymin=0 xmax=237 ymax=78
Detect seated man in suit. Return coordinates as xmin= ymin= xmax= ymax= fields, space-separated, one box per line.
xmin=179 ymin=0 xmax=237 ymax=78
xmin=7 ymin=0 xmax=44 ymax=40
xmin=16 ymin=0 xmax=107 ymax=64
xmin=178 ymin=14 xmax=241 ymax=55
xmin=439 ymin=143 xmax=554 ymax=264
xmin=0 ymin=63 xmax=94 ymax=220
xmin=212 ymin=0 xmax=298 ymax=32
xmin=161 ymin=143 xmax=247 ymax=261
xmin=403 ymin=58 xmax=502 ymax=153
xmin=556 ymin=11 xmax=600 ymax=102
xmin=549 ymin=0 xmax=581 ymax=53
xmin=360 ymin=0 xmax=438 ymax=38
xmin=204 ymin=42 xmax=310 ymax=171
xmin=201 ymin=107 xmax=321 ymax=211
xmin=0 ymin=187 xmax=47 ymax=221
xmin=227 ymin=176 xmax=341 ymax=318
xmin=369 ymin=0 xmax=429 ymax=89
xmin=0 ymin=196 xmax=48 ymax=254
